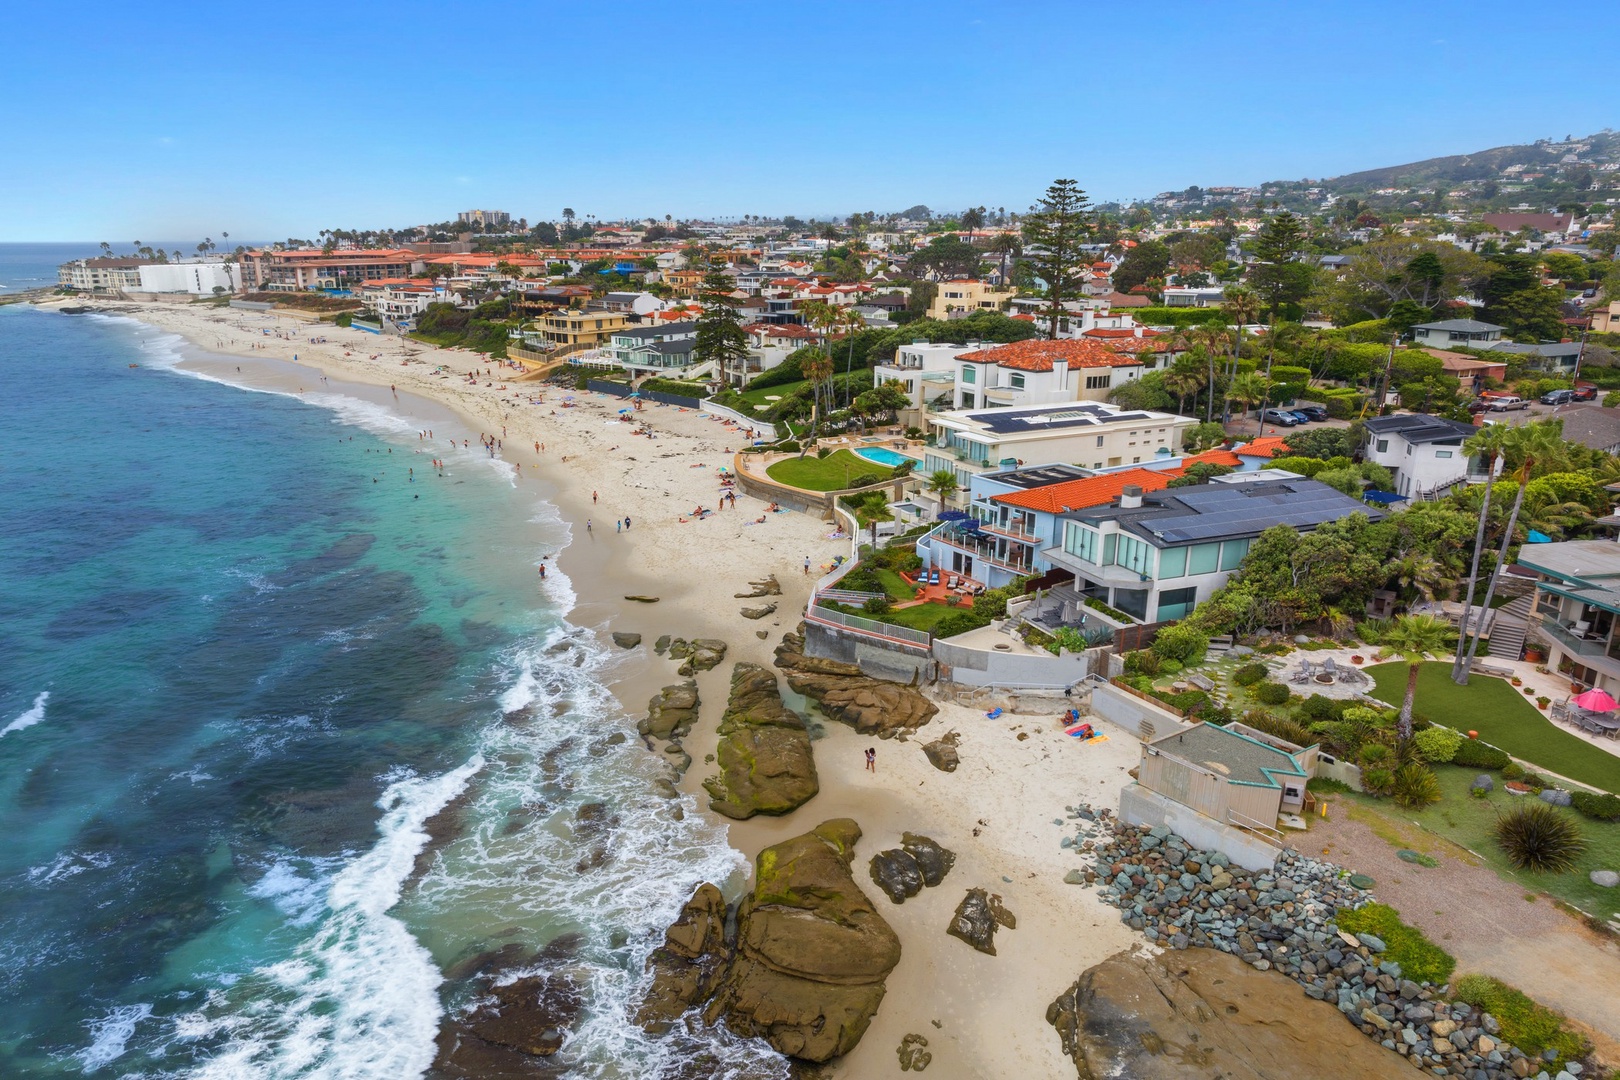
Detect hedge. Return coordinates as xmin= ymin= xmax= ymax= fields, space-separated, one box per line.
xmin=1129 ymin=306 xmax=1228 ymax=328
xmin=1232 ymin=662 xmax=1269 ymax=686
xmin=1570 ymin=790 xmax=1620 ymax=822
xmin=1452 ymin=738 xmax=1512 ymax=770
xmin=1254 ymin=682 xmax=1292 ymax=706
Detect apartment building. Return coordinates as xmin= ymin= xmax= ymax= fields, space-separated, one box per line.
xmin=58 ymin=257 xmax=161 ymax=293
xmin=927 ymin=279 xmax=1014 ymax=319
xmin=535 ymin=308 xmax=632 ymax=348
xmin=237 ymin=248 xmax=422 ymax=291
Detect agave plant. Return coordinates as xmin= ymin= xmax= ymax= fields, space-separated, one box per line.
xmin=1361 ymin=767 xmax=1395 ymax=797
xmin=1493 ymin=803 xmax=1587 ymax=874
xmin=1391 ymin=763 xmax=1442 ymax=810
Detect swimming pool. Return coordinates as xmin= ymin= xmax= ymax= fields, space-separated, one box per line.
xmin=854 ymin=446 xmax=918 ymax=468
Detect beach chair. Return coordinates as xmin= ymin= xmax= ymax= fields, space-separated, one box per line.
xmin=930 ymin=570 xmax=941 ymax=585
xmin=1291 ymin=660 xmax=1312 ymax=684
xmin=1323 ymin=657 xmax=1338 ymax=679
xmin=945 ymin=574 xmax=957 ymax=590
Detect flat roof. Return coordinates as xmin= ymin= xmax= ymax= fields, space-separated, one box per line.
xmin=948 ymin=401 xmax=1164 ymax=435
xmin=1363 ymin=413 xmax=1478 ymax=444
xmin=1061 ymin=478 xmax=1383 ymax=545
xmin=980 ymin=463 xmax=1092 ymax=490
xmin=1150 ymin=723 xmax=1307 ymax=789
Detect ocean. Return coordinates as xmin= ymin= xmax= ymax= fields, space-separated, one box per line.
xmin=0 ymin=304 xmax=782 ymax=1078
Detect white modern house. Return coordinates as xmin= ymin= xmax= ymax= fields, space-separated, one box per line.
xmin=135 ymin=260 xmax=242 ymax=295
xmin=1361 ymin=414 xmax=1497 ymax=501
xmin=873 ymin=341 xmax=973 ymax=417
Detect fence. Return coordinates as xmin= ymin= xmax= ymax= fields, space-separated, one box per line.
xmin=585 ymin=379 xmax=704 ymax=409
xmin=229 ymin=299 xmax=275 ymax=312
xmin=804 ymin=603 xmax=932 ymax=652
xmin=701 ymin=400 xmax=776 ymax=441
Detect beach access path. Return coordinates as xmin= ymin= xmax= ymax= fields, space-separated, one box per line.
xmin=98 ymin=298 xmax=1148 ymax=1078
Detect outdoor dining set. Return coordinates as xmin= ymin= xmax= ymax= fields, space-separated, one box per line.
xmin=1550 ymin=687 xmax=1620 ymax=740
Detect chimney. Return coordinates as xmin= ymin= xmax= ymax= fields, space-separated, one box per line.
xmin=1120 ymin=485 xmax=1144 ymax=509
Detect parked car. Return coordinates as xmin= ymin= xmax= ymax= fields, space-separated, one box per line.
xmin=1573 ymin=385 xmax=1598 ymax=401
xmin=1292 ymin=404 xmax=1329 ymax=422
xmin=1540 ymin=389 xmax=1575 ymax=405
xmin=1260 ymin=408 xmax=1300 ymax=426
xmin=1487 ymin=395 xmax=1529 ymax=411
xmin=1467 ymin=398 xmax=1491 ymax=414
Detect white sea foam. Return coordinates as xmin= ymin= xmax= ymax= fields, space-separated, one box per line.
xmin=27 ymin=850 xmax=114 ymax=886
xmin=181 ymin=757 xmax=482 ymax=1079
xmin=75 ymin=1002 xmax=153 ymax=1072
xmin=1 ymin=690 xmax=49 ymax=739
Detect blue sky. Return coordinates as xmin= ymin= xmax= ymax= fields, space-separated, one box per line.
xmin=2 ymin=0 xmax=1610 ymax=242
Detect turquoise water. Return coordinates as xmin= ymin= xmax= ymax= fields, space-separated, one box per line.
xmin=853 ymin=446 xmax=916 ymax=468
xmin=0 ymin=306 xmax=778 ymax=1078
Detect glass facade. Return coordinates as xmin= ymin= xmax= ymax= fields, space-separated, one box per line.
xmin=1157 ymin=586 xmax=1198 ymax=621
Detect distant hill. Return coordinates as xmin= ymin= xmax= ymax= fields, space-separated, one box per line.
xmin=1318 ymin=130 xmax=1619 ymax=192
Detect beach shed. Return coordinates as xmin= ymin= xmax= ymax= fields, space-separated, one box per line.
xmin=1135 ymin=722 xmax=1316 ymax=835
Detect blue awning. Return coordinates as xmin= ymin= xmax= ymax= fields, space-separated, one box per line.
xmin=1362 ymin=490 xmax=1407 ymax=505
xmin=1526 ymin=529 xmax=1552 ymax=544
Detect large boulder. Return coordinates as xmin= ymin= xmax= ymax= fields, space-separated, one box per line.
xmin=703 ymin=663 xmax=818 ymax=819
xmin=669 ymin=637 xmax=729 ymax=675
xmin=639 ymin=820 xmax=901 ymax=1064
xmin=434 ymin=938 xmax=586 ymax=1077
xmin=1048 ymin=948 xmax=1415 ymax=1080
xmin=901 ymin=833 xmax=955 ymax=887
xmin=639 ymin=681 xmax=699 ymax=741
xmin=775 ymin=629 xmax=937 ymax=738
xmin=946 ymin=888 xmax=1015 ymax=955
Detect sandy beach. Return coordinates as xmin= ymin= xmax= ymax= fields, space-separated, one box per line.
xmin=90 ymin=298 xmax=1146 ymax=1079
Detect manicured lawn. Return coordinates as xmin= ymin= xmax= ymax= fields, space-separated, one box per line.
xmin=873 ymin=568 xmax=918 ymax=601
xmin=766 ymin=449 xmax=882 ymax=492
xmin=880 ymin=602 xmax=960 ymax=632
xmin=1333 ymin=766 xmax=1620 ymax=922
xmin=739 ymin=379 xmax=807 ymax=408
xmin=1366 ymin=661 xmax=1620 ymax=795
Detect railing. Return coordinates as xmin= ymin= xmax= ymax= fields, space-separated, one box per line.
xmin=805 ymin=603 xmax=933 ymax=650
xmin=1539 ymin=619 xmax=1612 ymax=657
xmin=928 ymin=530 xmax=1035 ymax=574
xmin=818 ymin=588 xmax=884 ymax=604
xmin=979 ymin=520 xmax=1041 ymax=542
xmin=1227 ymin=809 xmax=1286 ymax=846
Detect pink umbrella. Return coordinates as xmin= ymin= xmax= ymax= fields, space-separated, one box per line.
xmin=1572 ymin=688 xmax=1619 ymax=712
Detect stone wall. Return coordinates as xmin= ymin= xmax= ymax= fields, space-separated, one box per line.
xmin=1082 ymin=680 xmax=1192 ymax=742
xmin=801 ymin=619 xmax=935 ymax=684
xmin=1118 ymin=784 xmax=1282 ymax=872
xmin=932 ymin=636 xmax=1096 ymax=689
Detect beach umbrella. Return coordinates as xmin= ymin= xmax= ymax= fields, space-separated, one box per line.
xmin=1572 ymin=688 xmax=1619 ymax=712
xmin=937 ymin=509 xmax=969 ymax=522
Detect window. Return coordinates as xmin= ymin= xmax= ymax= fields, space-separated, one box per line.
xmin=1219 ymin=538 xmax=1250 ymax=571
xmin=1376 ymin=439 xmax=1389 ymax=452
xmin=1085 ymin=374 xmax=1111 ymax=390
xmin=1188 ymin=543 xmax=1220 ymax=575
xmin=1158 ymin=547 xmax=1187 ymax=578
xmin=1156 ymin=586 xmax=1198 ymax=621
xmin=1116 ymin=535 xmax=1153 ymax=576
xmin=1009 ymin=373 xmax=1025 ymax=389
xmin=961 ymin=366 xmax=975 ymax=384
xmin=1095 ymin=436 xmax=1104 ymax=447
xmin=1535 ymin=590 xmax=1561 ymax=617
xmin=1064 ymin=522 xmax=1100 ymax=563
xmin=1436 ymin=450 xmax=1453 ymax=459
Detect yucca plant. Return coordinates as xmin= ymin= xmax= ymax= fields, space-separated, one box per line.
xmin=1362 ymin=767 xmax=1395 ymax=797
xmin=1358 ymin=743 xmax=1391 ymax=768
xmin=1493 ymin=803 xmax=1587 ymax=874
xmin=1391 ymin=763 xmax=1442 ymax=809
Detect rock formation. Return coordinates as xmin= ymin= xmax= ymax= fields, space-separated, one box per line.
xmin=703 ymin=663 xmax=818 ymax=819
xmin=1048 ymin=948 xmax=1414 ymax=1080
xmin=739 ymin=603 xmax=778 ymax=620
xmin=922 ymin=732 xmax=960 ymax=772
xmin=639 ymin=819 xmax=902 ymax=1064
xmin=774 ymin=629 xmax=937 ymax=738
xmin=611 ymin=631 xmax=642 ymax=649
xmin=735 ymin=575 xmax=782 ymax=598
xmin=868 ymin=833 xmax=955 ymax=904
xmin=946 ymin=888 xmax=1015 ymax=955
xmin=434 ymin=938 xmax=586 ymax=1077
xmin=638 ymin=681 xmax=699 ymax=741
xmin=667 ymin=637 xmax=728 ymax=675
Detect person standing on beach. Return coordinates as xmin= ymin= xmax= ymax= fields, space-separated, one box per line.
xmin=865 ymin=747 xmax=876 ymax=773
xmin=586 ymin=519 xmax=592 ymax=533
xmin=804 ymin=556 xmax=811 ymax=576
xmin=592 ymin=491 xmax=598 ymax=504
xmin=624 ymin=516 xmax=631 ymax=531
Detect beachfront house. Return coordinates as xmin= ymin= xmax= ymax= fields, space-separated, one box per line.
xmin=950 ymin=339 xmax=1145 ymax=410
xmin=1522 ymin=540 xmax=1620 ymax=695
xmin=1043 ymin=476 xmax=1383 ymax=624
xmin=1361 ymin=414 xmax=1497 ymax=501
xmin=872 ymin=342 xmax=977 ymax=423
xmin=922 ymin=400 xmax=1199 ymax=504
xmin=1410 ymin=319 xmax=1505 ymax=348
xmin=609 ymin=322 xmax=699 ymax=377
xmin=535 ymin=309 xmax=633 ymax=349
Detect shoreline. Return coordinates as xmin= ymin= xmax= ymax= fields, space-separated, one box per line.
xmin=71 ymin=298 xmax=1145 ymax=1078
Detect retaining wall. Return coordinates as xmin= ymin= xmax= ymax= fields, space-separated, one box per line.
xmin=701 ymin=401 xmax=776 ymax=440
xmin=1083 ymin=680 xmax=1192 ymax=742
xmin=932 ymin=637 xmax=1095 ymax=689
xmin=1119 ymin=784 xmax=1281 ymax=872
xmin=801 ymin=619 xmax=935 ymax=684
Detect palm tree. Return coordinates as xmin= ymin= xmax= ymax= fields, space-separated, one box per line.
xmin=800 ymin=348 xmax=834 ymax=446
xmin=1188 ymin=326 xmax=1230 ymax=422
xmin=1451 ymin=424 xmax=1510 ymax=682
xmin=1227 ymin=371 xmax=1272 ymax=434
xmin=1383 ymin=614 xmax=1455 ymax=741
xmin=1458 ymin=422 xmax=1565 ymax=680
xmin=1160 ymin=362 xmax=1206 ymax=417
xmin=925 ymin=469 xmax=959 ymax=513
xmin=852 ymin=490 xmax=895 ymax=547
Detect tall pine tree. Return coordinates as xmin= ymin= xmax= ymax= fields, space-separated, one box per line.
xmin=694 ymin=267 xmax=748 ymax=384
xmin=1021 ymin=179 xmax=1095 ymax=339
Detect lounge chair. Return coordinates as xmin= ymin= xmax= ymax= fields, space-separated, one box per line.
xmin=945 ymin=574 xmax=957 ymax=590
xmin=1323 ymin=657 xmax=1338 ymax=678
xmin=930 ymin=570 xmax=941 ymax=585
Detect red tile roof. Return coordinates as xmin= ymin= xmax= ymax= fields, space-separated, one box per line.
xmin=991 ymin=466 xmax=1181 ymax=513
xmin=1180 ymin=449 xmax=1243 ymax=468
xmin=1234 ymin=436 xmax=1289 ymax=459
xmin=957 ymin=338 xmax=1146 ymax=372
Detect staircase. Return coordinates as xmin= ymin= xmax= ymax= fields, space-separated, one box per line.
xmin=1486 ymin=595 xmax=1534 ymax=660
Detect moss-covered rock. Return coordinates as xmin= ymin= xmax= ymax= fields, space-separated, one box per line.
xmin=703 ymin=663 xmax=818 ymax=820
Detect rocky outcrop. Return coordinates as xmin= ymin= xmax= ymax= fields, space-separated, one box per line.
xmin=922 ymin=732 xmax=960 ymax=772
xmin=774 ymin=630 xmax=937 ymax=739
xmin=639 ymin=819 xmax=901 ymax=1064
xmin=611 ymin=631 xmax=642 ymax=649
xmin=667 ymin=637 xmax=728 ymax=675
xmin=434 ymin=939 xmax=586 ymax=1078
xmin=639 ymin=681 xmax=699 ymax=741
xmin=868 ymin=833 xmax=955 ymax=904
xmin=735 ymin=575 xmax=782 ymax=598
xmin=1048 ymin=948 xmax=1414 ymax=1080
xmin=703 ymin=663 xmax=818 ymax=819
xmin=739 ymin=603 xmax=778 ymax=620
xmin=946 ymin=888 xmax=1015 ymax=955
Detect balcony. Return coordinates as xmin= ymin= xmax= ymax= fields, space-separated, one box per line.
xmin=926 ymin=530 xmax=1035 ymax=575
xmin=1539 ymin=618 xmax=1612 ymax=657
xmin=978 ymin=519 xmax=1041 ymax=543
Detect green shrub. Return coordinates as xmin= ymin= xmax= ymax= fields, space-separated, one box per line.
xmin=817 ymin=445 xmax=833 ymax=459
xmin=933 ymin=610 xmax=990 ymax=639
xmin=1240 ymin=710 xmax=1314 ymax=747
xmin=1494 ymin=802 xmax=1588 ymax=873
xmin=1362 ymin=767 xmax=1394 ymax=795
xmin=1570 ymin=790 xmax=1620 ymax=822
xmin=1391 ymin=764 xmax=1443 ymax=809
xmin=1412 ymin=726 xmax=1463 ymax=764
xmin=1452 ymin=975 xmax=1589 ymax=1068
xmin=1123 ymin=650 xmax=1161 ymax=677
xmin=1501 ymin=762 xmax=1526 ymax=781
xmin=862 ymin=595 xmax=892 ymax=615
xmin=1357 ymin=618 xmax=1392 ymax=645
xmin=1308 ymin=776 xmax=1354 ymax=795
xmin=1158 ymin=658 xmax=1183 ymax=675
xmin=1254 ymin=682 xmax=1292 ymax=706
xmin=1452 ymin=738 xmax=1511 ymax=770
xmin=1359 ymin=743 xmax=1392 ymax=766
xmin=1232 ymin=662 xmax=1269 ymax=687
xmin=1162 ymin=690 xmax=1211 ymax=714
xmin=1334 ymin=902 xmax=1456 ymax=984
xmin=1151 ymin=623 xmax=1208 ymax=666
xmin=776 ymin=439 xmax=801 ymax=454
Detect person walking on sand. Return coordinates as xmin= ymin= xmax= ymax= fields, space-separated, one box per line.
xmin=804 ymin=556 xmax=811 ymax=576
xmin=865 ymin=747 xmax=876 ymax=773
xmin=624 ymin=516 xmax=631 ymax=531
xmin=586 ymin=519 xmax=592 ymax=533
xmin=592 ymin=490 xmax=598 ymax=504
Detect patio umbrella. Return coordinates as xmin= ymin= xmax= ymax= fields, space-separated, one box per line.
xmin=1572 ymin=688 xmax=1619 ymax=712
